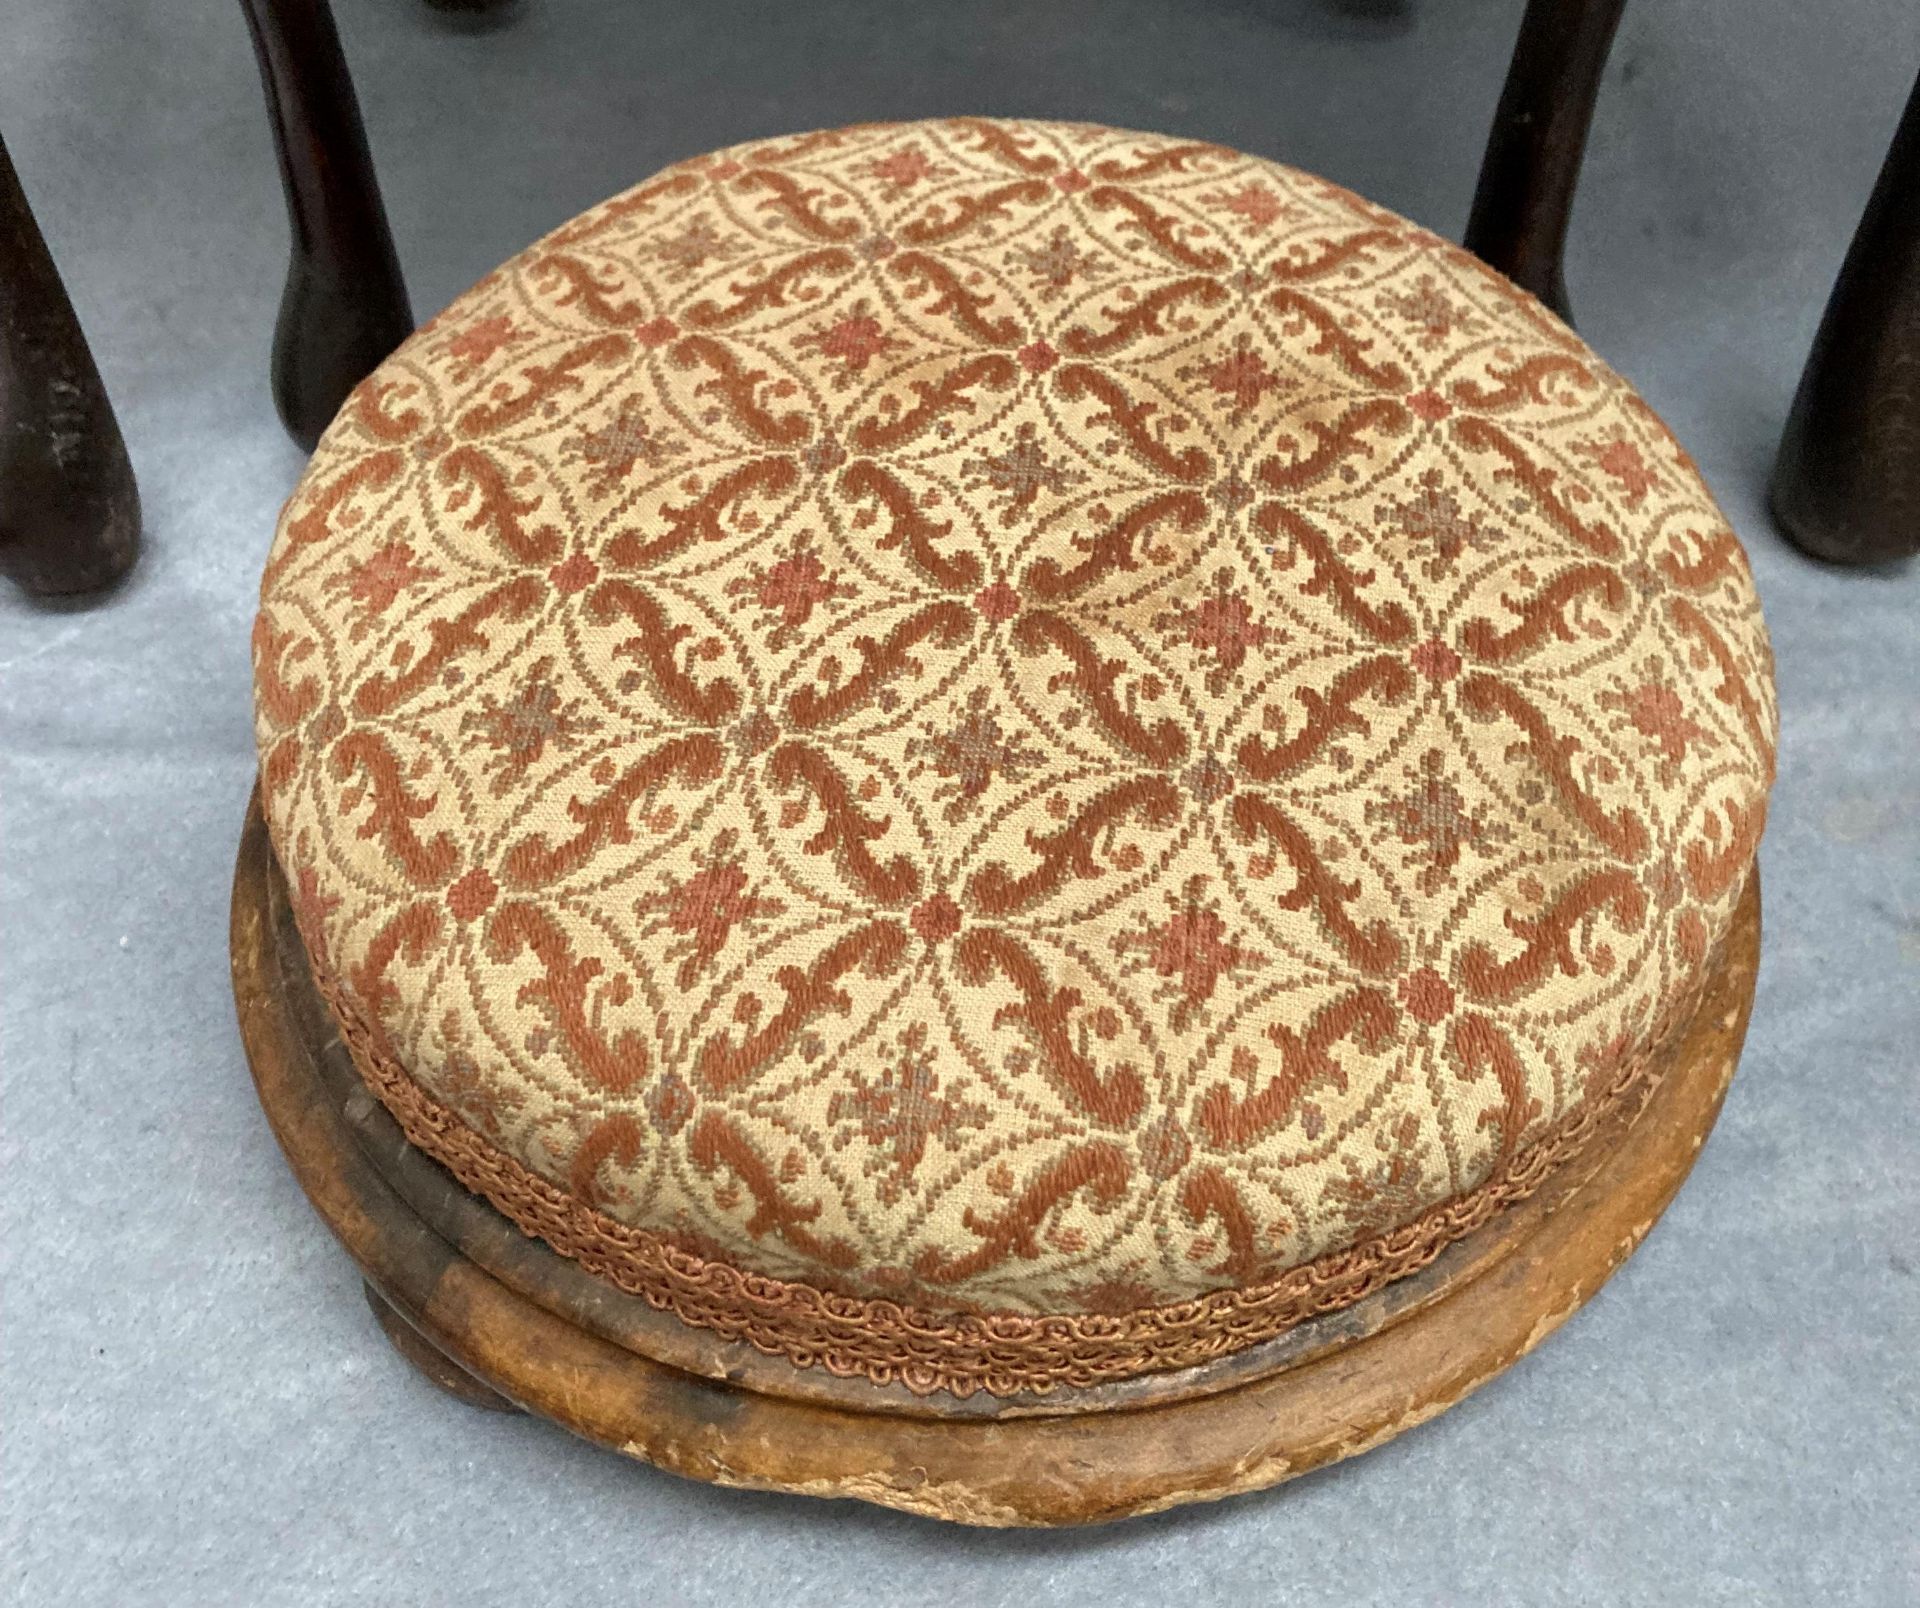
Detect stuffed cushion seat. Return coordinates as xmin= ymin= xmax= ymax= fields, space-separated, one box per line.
xmin=252 ymin=117 xmax=1775 ymax=1400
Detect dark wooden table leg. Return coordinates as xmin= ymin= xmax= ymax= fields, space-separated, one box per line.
xmin=0 ymin=132 xmax=140 ymax=599
xmin=1771 ymin=70 xmax=1920 ymax=568
xmin=239 ymin=0 xmax=413 ymax=454
xmin=1464 ymin=0 xmax=1627 ymax=327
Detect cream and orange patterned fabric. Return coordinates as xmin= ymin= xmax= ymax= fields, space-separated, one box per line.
xmin=253 ymin=118 xmax=1774 ymax=1398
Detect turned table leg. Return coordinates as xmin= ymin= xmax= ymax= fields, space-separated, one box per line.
xmin=1464 ymin=0 xmax=1627 ymax=328
xmin=363 ymin=1281 xmax=520 ymax=1413
xmin=1771 ymin=69 xmax=1920 ymax=567
xmin=0 ymin=132 xmax=140 ymax=598
xmin=239 ymin=0 xmax=413 ymax=453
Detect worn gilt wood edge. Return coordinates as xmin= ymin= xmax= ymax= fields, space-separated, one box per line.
xmin=232 ymin=791 xmax=1760 ymax=1526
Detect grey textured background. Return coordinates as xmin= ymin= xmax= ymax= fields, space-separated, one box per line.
xmin=3 ymin=2 xmax=1917 ymax=1603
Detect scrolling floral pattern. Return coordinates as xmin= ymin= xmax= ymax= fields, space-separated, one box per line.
xmin=254 ymin=120 xmax=1774 ymax=1397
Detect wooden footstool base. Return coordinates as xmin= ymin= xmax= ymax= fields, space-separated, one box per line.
xmin=230 ymin=791 xmax=1760 ymax=1526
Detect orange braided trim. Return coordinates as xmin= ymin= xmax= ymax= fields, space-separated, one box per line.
xmin=304 ymin=911 xmax=1729 ymax=1402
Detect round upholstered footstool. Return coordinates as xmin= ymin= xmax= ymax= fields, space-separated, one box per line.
xmin=235 ymin=118 xmax=1776 ymax=1525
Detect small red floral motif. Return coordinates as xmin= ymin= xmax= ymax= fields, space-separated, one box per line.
xmin=753 ymin=546 xmax=845 ymax=629
xmin=1199 ymin=341 xmax=1283 ymax=414
xmin=1598 ymin=664 xmax=1714 ymax=780
xmin=1410 ymin=637 xmax=1461 ymax=683
xmin=973 ymin=579 xmax=1021 ymax=622
xmin=447 ymin=867 xmax=498 ymax=922
xmin=1143 ymin=908 xmax=1248 ymax=1006
xmin=1398 ymin=966 xmax=1454 ymax=1025
xmin=1184 ymin=593 xmax=1266 ymax=662
xmin=862 ymin=146 xmax=949 ymax=192
xmin=1577 ymin=435 xmax=1664 ymax=507
xmin=1618 ymin=680 xmax=1706 ymax=761
xmin=1113 ymin=876 xmax=1265 ymax=1030
xmin=1202 ymin=181 xmax=1293 ymax=233
xmin=635 ymin=316 xmax=679 ymax=348
xmin=704 ymin=159 xmax=742 ymax=182
xmin=1406 ymin=388 xmax=1452 ymax=422
xmin=637 ymin=832 xmax=786 ymax=991
xmin=1161 ymin=571 xmax=1272 ymax=688
xmin=443 ymin=313 xmax=525 ymax=375
xmin=911 ymin=892 xmax=963 ymax=943
xmin=548 ymin=553 xmax=599 ymax=594
xmin=669 ymin=866 xmax=772 ymax=965
xmin=335 ymin=539 xmax=439 ymax=618
xmin=796 ymin=302 xmax=899 ymax=379
xmin=1054 ymin=168 xmax=1090 ymax=194
xmin=726 ymin=536 xmax=851 ymax=646
xmin=1018 ymin=339 xmax=1059 ymax=375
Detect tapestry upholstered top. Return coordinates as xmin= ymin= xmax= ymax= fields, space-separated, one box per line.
xmin=252 ymin=118 xmax=1775 ymax=1399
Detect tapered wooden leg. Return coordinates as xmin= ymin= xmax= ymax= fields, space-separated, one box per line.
xmin=1771 ymin=70 xmax=1920 ymax=567
xmin=363 ymin=1280 xmax=521 ymax=1412
xmin=0 ymin=132 xmax=140 ymax=598
xmin=1464 ymin=0 xmax=1626 ymax=327
xmin=239 ymin=0 xmax=413 ymax=453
